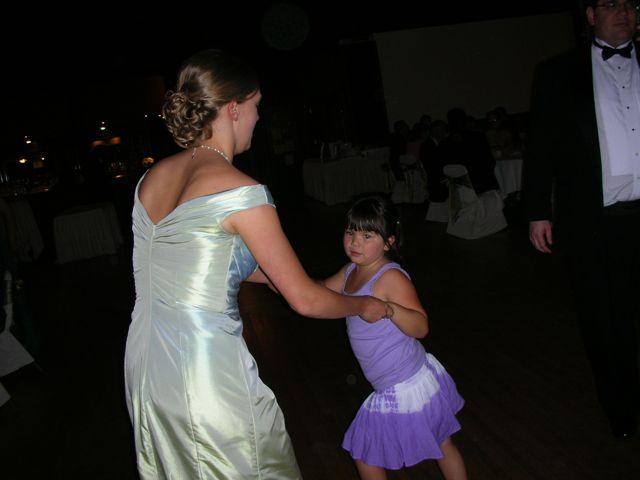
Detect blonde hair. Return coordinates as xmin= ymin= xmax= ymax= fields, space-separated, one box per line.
xmin=162 ymin=49 xmax=259 ymax=148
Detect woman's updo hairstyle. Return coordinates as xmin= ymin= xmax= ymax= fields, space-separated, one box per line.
xmin=162 ymin=49 xmax=259 ymax=148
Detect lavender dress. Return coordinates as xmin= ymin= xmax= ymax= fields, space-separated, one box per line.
xmin=342 ymin=262 xmax=464 ymax=469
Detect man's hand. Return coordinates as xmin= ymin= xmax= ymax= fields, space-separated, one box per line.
xmin=529 ymin=220 xmax=553 ymax=253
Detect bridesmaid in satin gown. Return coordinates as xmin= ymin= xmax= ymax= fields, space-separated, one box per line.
xmin=124 ymin=49 xmax=392 ymax=480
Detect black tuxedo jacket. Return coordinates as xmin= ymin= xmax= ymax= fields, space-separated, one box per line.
xmin=524 ymin=41 xmax=640 ymax=246
xmin=524 ymin=44 xmax=603 ymax=245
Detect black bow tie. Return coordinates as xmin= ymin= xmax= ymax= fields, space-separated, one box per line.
xmin=593 ymin=40 xmax=633 ymax=61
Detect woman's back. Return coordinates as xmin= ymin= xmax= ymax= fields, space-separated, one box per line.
xmin=137 ymin=148 xmax=255 ymax=225
xmin=132 ymin=175 xmax=270 ymax=326
xmin=126 ymin=174 xmax=302 ymax=479
xmin=123 ymin=48 xmax=313 ymax=480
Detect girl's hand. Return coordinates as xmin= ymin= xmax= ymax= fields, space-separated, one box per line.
xmin=360 ymin=295 xmax=393 ymax=323
xmin=386 ymin=300 xmax=428 ymax=338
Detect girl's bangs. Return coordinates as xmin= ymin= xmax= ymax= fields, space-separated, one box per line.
xmin=346 ymin=216 xmax=382 ymax=235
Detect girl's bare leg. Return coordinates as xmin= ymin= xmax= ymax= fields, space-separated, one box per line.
xmin=437 ymin=437 xmax=467 ymax=480
xmin=355 ymin=459 xmax=387 ymax=480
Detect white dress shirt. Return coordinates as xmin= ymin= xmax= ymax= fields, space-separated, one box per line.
xmin=592 ymin=38 xmax=640 ymax=206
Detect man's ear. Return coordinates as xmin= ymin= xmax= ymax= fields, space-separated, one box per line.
xmin=586 ymin=6 xmax=595 ymax=27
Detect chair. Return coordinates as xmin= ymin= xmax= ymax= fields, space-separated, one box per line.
xmin=390 ymin=154 xmax=428 ymax=204
xmin=0 ymin=381 xmax=9 ymax=406
xmin=3 ymin=198 xmax=44 ymax=262
xmin=425 ymin=200 xmax=449 ymax=222
xmin=443 ymin=164 xmax=507 ymax=239
xmin=0 ymin=271 xmax=34 ymax=406
xmin=53 ymin=202 xmax=123 ymax=264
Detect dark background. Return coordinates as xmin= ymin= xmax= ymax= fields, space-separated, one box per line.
xmin=1 ymin=1 xmax=581 ymax=188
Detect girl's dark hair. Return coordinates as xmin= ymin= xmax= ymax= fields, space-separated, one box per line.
xmin=345 ymin=195 xmax=403 ymax=262
xmin=162 ymin=49 xmax=260 ymax=148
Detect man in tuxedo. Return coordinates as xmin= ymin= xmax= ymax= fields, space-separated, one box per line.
xmin=524 ymin=0 xmax=640 ymax=439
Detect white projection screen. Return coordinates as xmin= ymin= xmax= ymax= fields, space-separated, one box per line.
xmin=374 ymin=12 xmax=576 ymax=126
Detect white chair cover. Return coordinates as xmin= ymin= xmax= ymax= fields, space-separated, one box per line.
xmin=391 ymin=154 xmax=428 ymax=204
xmin=444 ymin=164 xmax=507 ymax=239
xmin=425 ymin=201 xmax=449 ymax=222
xmin=54 ymin=202 xmax=123 ymax=264
xmin=8 ymin=199 xmax=44 ymax=262
xmin=0 ymin=271 xmax=34 ymax=379
xmin=0 ymin=380 xmax=9 ymax=406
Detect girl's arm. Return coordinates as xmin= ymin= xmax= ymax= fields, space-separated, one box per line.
xmin=318 ymin=264 xmax=349 ymax=293
xmin=224 ymin=205 xmax=392 ymax=322
xmin=375 ymin=269 xmax=428 ymax=338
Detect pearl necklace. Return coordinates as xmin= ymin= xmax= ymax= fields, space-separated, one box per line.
xmin=197 ymin=144 xmax=231 ymax=163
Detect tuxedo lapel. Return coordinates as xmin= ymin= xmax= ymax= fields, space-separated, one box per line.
xmin=573 ymin=45 xmax=601 ymax=163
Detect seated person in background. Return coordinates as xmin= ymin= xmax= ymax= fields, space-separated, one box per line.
xmin=389 ymin=120 xmax=411 ymax=181
xmin=439 ymin=108 xmax=499 ymax=195
xmin=407 ymin=122 xmax=427 ymax=159
xmin=418 ymin=114 xmax=432 ymax=132
xmin=420 ymin=120 xmax=449 ymax=202
xmin=485 ymin=107 xmax=515 ymax=159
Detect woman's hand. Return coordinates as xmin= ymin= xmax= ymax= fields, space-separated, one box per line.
xmin=359 ymin=296 xmax=394 ymax=323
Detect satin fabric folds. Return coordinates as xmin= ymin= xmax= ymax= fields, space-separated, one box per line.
xmin=125 ymin=180 xmax=301 ymax=480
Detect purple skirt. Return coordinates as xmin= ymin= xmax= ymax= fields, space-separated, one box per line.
xmin=342 ymin=353 xmax=464 ymax=469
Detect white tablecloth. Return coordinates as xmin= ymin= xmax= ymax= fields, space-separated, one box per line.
xmin=302 ymin=148 xmax=391 ymax=205
xmin=53 ymin=202 xmax=123 ymax=264
xmin=1 ymin=271 xmax=34 ymax=405
xmin=494 ymin=157 xmax=524 ymax=196
xmin=7 ymin=198 xmax=44 ymax=262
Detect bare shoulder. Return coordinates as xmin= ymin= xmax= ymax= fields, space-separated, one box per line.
xmin=138 ymin=150 xmax=260 ymax=224
xmin=188 ymin=157 xmax=258 ymax=196
xmin=374 ymin=265 xmax=425 ymax=314
xmin=375 ymin=266 xmax=415 ymax=297
xmin=143 ymin=151 xmax=258 ymax=195
xmin=138 ymin=151 xmax=189 ymax=199
xmin=378 ymin=267 xmax=411 ymax=286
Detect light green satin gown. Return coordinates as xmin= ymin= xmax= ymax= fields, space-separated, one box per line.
xmin=125 ymin=178 xmax=302 ymax=480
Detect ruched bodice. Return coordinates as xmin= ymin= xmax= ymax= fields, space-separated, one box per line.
xmin=125 ymin=177 xmax=301 ymax=480
xmin=131 ymin=183 xmax=269 ymax=335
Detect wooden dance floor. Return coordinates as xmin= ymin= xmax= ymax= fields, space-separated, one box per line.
xmin=1 ymin=197 xmax=639 ymax=479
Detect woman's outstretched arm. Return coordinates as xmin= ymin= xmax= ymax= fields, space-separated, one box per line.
xmin=225 ymin=205 xmax=391 ymax=322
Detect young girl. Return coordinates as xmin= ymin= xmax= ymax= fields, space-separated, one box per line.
xmin=321 ymin=196 xmax=467 ymax=480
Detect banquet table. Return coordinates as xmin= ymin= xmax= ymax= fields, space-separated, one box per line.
xmin=1 ymin=270 xmax=35 ymax=406
xmin=302 ymin=147 xmax=391 ymax=205
xmin=53 ymin=202 xmax=123 ymax=264
xmin=0 ymin=196 xmax=45 ymax=263
xmin=494 ymin=156 xmax=524 ymax=197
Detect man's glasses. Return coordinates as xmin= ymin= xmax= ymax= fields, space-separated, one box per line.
xmin=595 ymin=0 xmax=640 ymax=12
